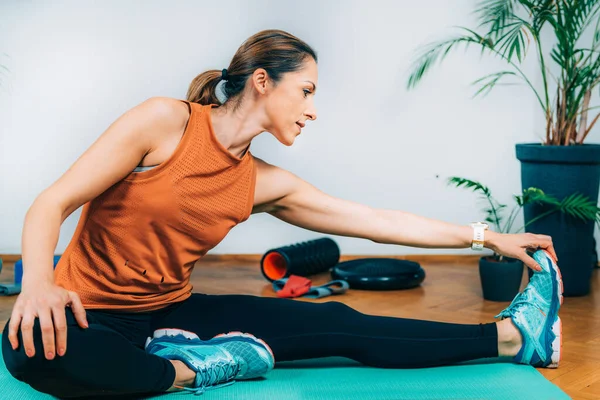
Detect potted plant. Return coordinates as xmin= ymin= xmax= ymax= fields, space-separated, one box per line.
xmin=448 ymin=176 xmax=600 ymax=301
xmin=407 ymin=1 xmax=600 ymax=296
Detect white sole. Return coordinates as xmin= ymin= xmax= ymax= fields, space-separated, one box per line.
xmin=145 ymin=328 xmax=198 ymax=349
xmin=547 ymin=316 xmax=562 ymax=368
xmin=541 ymin=251 xmax=563 ymax=368
xmin=153 ymin=328 xmax=200 ymax=340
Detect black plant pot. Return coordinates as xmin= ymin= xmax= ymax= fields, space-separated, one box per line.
xmin=516 ymin=143 xmax=600 ymax=297
xmin=479 ymin=256 xmax=524 ymax=302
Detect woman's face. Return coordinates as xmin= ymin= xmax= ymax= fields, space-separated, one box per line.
xmin=262 ymin=58 xmax=318 ymax=146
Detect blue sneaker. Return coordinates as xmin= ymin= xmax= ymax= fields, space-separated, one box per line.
xmin=145 ymin=333 xmax=238 ymax=395
xmin=146 ymin=328 xmax=274 ymax=392
xmin=495 ymin=250 xmax=563 ymax=368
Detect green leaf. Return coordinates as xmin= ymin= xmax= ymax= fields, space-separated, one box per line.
xmin=472 ymin=71 xmax=519 ymax=97
xmin=594 ymin=13 xmax=600 ymax=45
xmin=407 ymin=30 xmax=495 ymax=89
xmin=559 ymin=193 xmax=600 ymax=222
xmin=448 ymin=176 xmax=504 ymax=231
xmin=532 ymin=1 xmax=557 ymax=34
xmin=514 ymin=194 xmax=523 ymax=207
xmin=447 ymin=177 xmax=491 ymax=196
xmin=493 ymin=18 xmax=532 ymax=62
xmin=475 ymin=0 xmax=518 ymax=38
xmin=520 ymin=187 xmax=560 ymax=206
xmin=485 ymin=207 xmax=503 ymax=224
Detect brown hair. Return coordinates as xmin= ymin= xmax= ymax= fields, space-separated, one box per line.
xmin=186 ymin=29 xmax=317 ymax=106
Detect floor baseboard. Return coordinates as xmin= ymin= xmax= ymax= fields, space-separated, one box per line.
xmin=2 ymin=253 xmax=598 ymax=267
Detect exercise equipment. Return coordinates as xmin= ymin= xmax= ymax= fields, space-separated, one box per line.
xmin=331 ymin=258 xmax=425 ymax=290
xmin=271 ymin=275 xmax=349 ymax=299
xmin=261 ymin=238 xmax=340 ymax=281
xmin=261 ymin=238 xmax=426 ymax=291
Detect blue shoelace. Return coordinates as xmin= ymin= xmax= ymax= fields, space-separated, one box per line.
xmin=496 ymin=285 xmax=541 ymax=319
xmin=179 ymin=360 xmax=241 ymax=396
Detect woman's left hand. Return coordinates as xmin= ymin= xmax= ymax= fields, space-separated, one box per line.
xmin=485 ymin=232 xmax=558 ymax=271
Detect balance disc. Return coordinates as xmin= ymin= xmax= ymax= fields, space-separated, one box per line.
xmin=331 ymin=258 xmax=425 ymax=290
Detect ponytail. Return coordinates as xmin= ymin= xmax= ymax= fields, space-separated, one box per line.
xmin=186 ymin=70 xmax=223 ymax=105
xmin=186 ymin=29 xmax=317 ymax=107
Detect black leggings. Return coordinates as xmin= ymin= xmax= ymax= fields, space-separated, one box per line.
xmin=2 ymin=294 xmax=499 ymax=399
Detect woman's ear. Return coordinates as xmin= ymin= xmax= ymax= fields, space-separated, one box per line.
xmin=251 ymin=68 xmax=269 ymax=95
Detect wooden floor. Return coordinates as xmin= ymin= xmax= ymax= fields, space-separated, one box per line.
xmin=0 ymin=254 xmax=598 ymax=399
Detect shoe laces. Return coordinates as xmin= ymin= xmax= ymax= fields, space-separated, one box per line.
xmin=181 ymin=359 xmax=242 ymax=396
xmin=496 ymin=286 xmax=537 ymax=319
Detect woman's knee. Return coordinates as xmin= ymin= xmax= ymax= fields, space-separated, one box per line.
xmin=2 ymin=319 xmax=34 ymax=380
xmin=2 ymin=317 xmax=86 ymax=400
xmin=2 ymin=317 xmax=66 ymax=382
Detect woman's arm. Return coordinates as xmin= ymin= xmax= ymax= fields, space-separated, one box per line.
xmin=252 ymin=158 xmax=556 ymax=270
xmin=21 ymin=97 xmax=189 ymax=287
xmin=11 ymin=97 xmax=190 ymax=360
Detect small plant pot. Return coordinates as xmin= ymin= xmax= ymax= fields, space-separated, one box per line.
xmin=479 ymin=256 xmax=524 ymax=302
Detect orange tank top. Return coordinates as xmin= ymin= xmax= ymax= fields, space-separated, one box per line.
xmin=54 ymin=101 xmax=257 ymax=312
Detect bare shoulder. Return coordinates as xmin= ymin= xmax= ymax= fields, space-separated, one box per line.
xmin=147 ymin=96 xmax=190 ymax=120
xmin=134 ymin=96 xmax=191 ymax=139
xmin=38 ymin=96 xmax=192 ymax=218
xmin=252 ymin=157 xmax=303 ymax=214
xmin=126 ymin=97 xmax=193 ymax=166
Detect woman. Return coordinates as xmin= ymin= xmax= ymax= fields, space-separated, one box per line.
xmin=2 ymin=29 xmax=562 ymax=398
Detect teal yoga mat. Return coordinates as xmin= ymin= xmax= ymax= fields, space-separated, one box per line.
xmin=0 ymin=341 xmax=569 ymax=399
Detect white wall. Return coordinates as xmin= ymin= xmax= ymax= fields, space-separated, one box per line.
xmin=1 ymin=0 xmax=598 ymax=256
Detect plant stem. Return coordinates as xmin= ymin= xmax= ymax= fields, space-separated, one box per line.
xmin=503 ymin=205 xmax=521 ymax=233
xmin=485 ymin=194 xmax=502 ymax=233
xmin=578 ymin=90 xmax=592 ymax=143
xmin=516 ymin=208 xmax=559 ymax=233
xmin=534 ymin=30 xmax=551 ymax=124
xmin=504 ymin=56 xmax=547 ymax=112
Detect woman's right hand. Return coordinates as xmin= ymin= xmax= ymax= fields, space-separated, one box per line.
xmin=7 ymin=282 xmax=88 ymax=360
